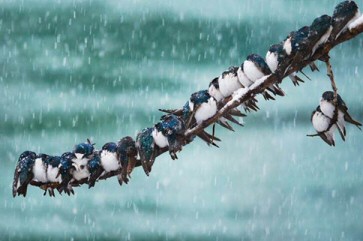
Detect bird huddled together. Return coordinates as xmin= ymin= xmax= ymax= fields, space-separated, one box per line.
xmin=12 ymin=1 xmax=363 ymax=197
xmin=310 ymin=91 xmax=362 ymax=146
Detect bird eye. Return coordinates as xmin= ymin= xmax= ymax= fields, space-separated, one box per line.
xmin=80 ymin=165 xmax=85 ymax=169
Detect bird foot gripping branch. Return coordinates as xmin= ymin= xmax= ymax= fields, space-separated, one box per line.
xmin=13 ymin=1 xmax=363 ymax=197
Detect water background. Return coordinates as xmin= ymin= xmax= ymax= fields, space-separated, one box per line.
xmin=1 ymin=0 xmax=363 ymax=240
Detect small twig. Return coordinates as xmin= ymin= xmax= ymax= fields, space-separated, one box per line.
xmin=323 ymin=55 xmax=339 ymax=131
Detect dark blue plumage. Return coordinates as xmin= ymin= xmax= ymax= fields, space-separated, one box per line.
xmin=102 ymin=142 xmax=117 ymax=153
xmin=155 ymin=114 xmax=186 ymax=160
xmin=190 ymin=90 xmax=211 ymax=107
xmin=87 ymin=151 xmax=103 ymax=188
xmin=291 ymin=26 xmax=310 ymax=53
xmin=73 ymin=139 xmax=94 ymax=159
xmin=12 ymin=151 xmax=37 ymax=197
xmin=58 ymin=152 xmax=76 ymax=195
xmin=45 ymin=156 xmax=61 ymax=167
xmin=117 ymin=136 xmax=138 ymax=184
xmin=136 ymin=127 xmax=156 ymax=176
xmin=182 ymin=101 xmax=191 ymax=122
xmin=320 ymin=91 xmax=362 ymax=131
xmin=283 ymin=26 xmax=319 ymax=74
xmin=331 ymin=0 xmax=360 ymax=40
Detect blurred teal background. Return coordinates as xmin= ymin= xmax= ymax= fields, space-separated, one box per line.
xmin=1 ymin=0 xmax=363 ymax=240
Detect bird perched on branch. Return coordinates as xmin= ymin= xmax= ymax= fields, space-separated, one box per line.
xmin=32 ymin=154 xmax=50 ymax=185
xmin=155 ymin=114 xmax=186 ymax=160
xmin=57 ymin=152 xmax=77 ymax=195
xmin=136 ymin=127 xmax=157 ymax=176
xmin=243 ymin=53 xmax=285 ymax=99
xmin=44 ymin=155 xmax=62 ymax=196
xmin=159 ymin=90 xmax=222 ymax=146
xmin=12 ymin=151 xmax=37 ymax=197
xmin=215 ymin=67 xmax=242 ymax=98
xmin=32 ymin=153 xmax=59 ymax=196
xmin=266 ymin=43 xmax=305 ymax=86
xmin=309 ymin=15 xmax=333 ymax=56
xmin=311 ymin=106 xmax=336 ymax=146
xmin=330 ymin=0 xmax=360 ymax=40
xmin=320 ymin=91 xmax=362 ymax=138
xmin=117 ymin=136 xmax=138 ymax=183
xmin=97 ymin=142 xmax=121 ymax=184
xmin=284 ymin=26 xmax=320 ymax=73
xmin=71 ymin=139 xmax=95 ymax=181
xmin=237 ymin=63 xmax=254 ymax=88
xmin=184 ymin=90 xmax=232 ymax=140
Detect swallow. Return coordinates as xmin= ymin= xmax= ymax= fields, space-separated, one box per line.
xmin=32 ymin=153 xmax=55 ymax=196
xmin=32 ymin=153 xmax=51 ymax=184
xmin=136 ymin=127 xmax=157 ymax=176
xmin=309 ymin=15 xmax=333 ymax=56
xmin=266 ymin=43 xmax=305 ymax=86
xmin=155 ymin=114 xmax=186 ymax=160
xmin=71 ymin=139 xmax=95 ymax=181
xmin=311 ymin=106 xmax=336 ymax=146
xmin=243 ymin=54 xmax=285 ymax=99
xmin=44 ymin=155 xmax=62 ymax=197
xmin=330 ymin=0 xmax=360 ymax=40
xmin=320 ymin=91 xmax=362 ymax=139
xmin=216 ymin=66 xmax=243 ymax=98
xmin=158 ymin=105 xmax=221 ymax=147
xmin=99 ymin=142 xmax=120 ymax=183
xmin=283 ymin=26 xmax=319 ymax=73
xmin=12 ymin=151 xmax=37 ymax=197
xmin=117 ymin=136 xmax=138 ymax=184
xmin=57 ymin=152 xmax=77 ymax=195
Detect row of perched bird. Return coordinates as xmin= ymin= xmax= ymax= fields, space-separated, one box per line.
xmin=12 ymin=0 xmax=362 ymax=197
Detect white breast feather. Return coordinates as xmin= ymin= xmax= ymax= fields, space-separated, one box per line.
xmin=195 ymin=98 xmax=217 ymax=124
xmin=243 ymin=60 xmax=264 ymax=82
xmin=152 ymin=129 xmax=169 ymax=148
xmin=188 ymin=101 xmax=194 ymax=111
xmin=319 ymin=100 xmax=335 ymax=118
xmin=100 ymin=151 xmax=119 ymax=172
xmin=265 ymin=51 xmax=278 ymax=73
xmin=312 ymin=111 xmax=330 ymax=132
xmin=219 ymin=74 xmax=242 ymax=97
xmin=32 ymin=158 xmax=48 ymax=183
xmin=72 ymin=157 xmax=90 ymax=181
xmin=47 ymin=166 xmax=61 ymax=183
xmin=283 ymin=37 xmax=292 ymax=55
xmin=208 ymin=85 xmax=224 ymax=102
xmin=237 ymin=67 xmax=253 ymax=87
